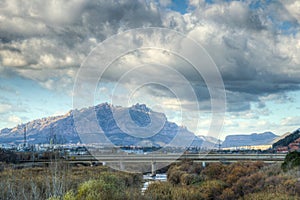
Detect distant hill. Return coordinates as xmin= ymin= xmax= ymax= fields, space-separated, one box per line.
xmin=272 ymin=129 xmax=300 ymax=149
xmin=222 ymin=132 xmax=279 ymax=148
xmin=272 ymin=131 xmax=293 ymax=144
xmin=0 ymin=103 xmax=216 ymax=148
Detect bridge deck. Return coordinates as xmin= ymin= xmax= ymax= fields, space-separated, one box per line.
xmin=18 ymin=153 xmax=286 ymax=165
xmin=68 ymin=153 xmax=286 ymax=163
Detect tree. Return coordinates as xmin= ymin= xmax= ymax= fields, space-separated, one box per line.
xmin=76 ymin=173 xmax=126 ymax=200
xmin=201 ymin=163 xmax=225 ymax=180
xmin=282 ymin=151 xmax=300 ymax=171
xmin=198 ymin=180 xmax=226 ymax=199
xmin=144 ymin=182 xmax=173 ymax=200
xmin=0 ymin=148 xmax=18 ymax=163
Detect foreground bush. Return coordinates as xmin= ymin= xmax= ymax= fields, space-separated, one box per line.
xmin=77 ymin=173 xmax=125 ymax=200
xmin=164 ymin=161 xmax=299 ymax=200
xmin=1 ymin=159 xmax=300 ymax=200
xmin=0 ymin=163 xmax=143 ymax=200
xmin=167 ymin=160 xmax=203 ymax=185
xmin=282 ymin=151 xmax=300 ymax=171
xmin=243 ymin=191 xmax=297 ymax=200
xmin=144 ymin=182 xmax=204 ymax=200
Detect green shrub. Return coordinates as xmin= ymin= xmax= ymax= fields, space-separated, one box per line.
xmin=76 ymin=173 xmax=126 ymax=200
xmin=63 ymin=191 xmax=76 ymax=200
xmin=144 ymin=182 xmax=173 ymax=200
xmin=198 ymin=180 xmax=226 ymax=199
xmin=282 ymin=151 xmax=300 ymax=171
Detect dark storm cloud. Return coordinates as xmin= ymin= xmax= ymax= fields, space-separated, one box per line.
xmin=174 ymin=0 xmax=300 ymax=112
xmin=0 ymin=0 xmax=299 ymax=113
xmin=0 ymin=0 xmax=163 ymax=90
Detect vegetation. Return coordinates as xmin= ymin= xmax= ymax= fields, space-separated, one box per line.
xmin=273 ymin=129 xmax=300 ymax=149
xmin=0 ymin=161 xmax=142 ymax=200
xmin=0 ymin=149 xmax=18 ymax=164
xmin=147 ymin=160 xmax=300 ymax=200
xmin=282 ymin=151 xmax=300 ymax=171
xmin=0 ymin=155 xmax=299 ymax=199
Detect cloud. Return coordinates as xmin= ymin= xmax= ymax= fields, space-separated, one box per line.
xmin=0 ymin=103 xmax=12 ymax=114
xmin=8 ymin=115 xmax=22 ymax=124
xmin=279 ymin=0 xmax=300 ymax=23
xmin=0 ymin=85 xmax=17 ymax=94
xmin=280 ymin=116 xmax=300 ymax=126
xmin=0 ymin=0 xmax=162 ymax=92
xmin=184 ymin=1 xmax=299 ymax=109
xmin=0 ymin=0 xmax=299 ymax=116
xmin=260 ymin=93 xmax=294 ymax=104
xmin=159 ymin=0 xmax=172 ymax=7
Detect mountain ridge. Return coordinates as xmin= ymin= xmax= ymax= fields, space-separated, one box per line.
xmin=0 ymin=103 xmax=216 ymax=148
xmin=221 ymin=131 xmax=279 ymax=148
xmin=272 ymin=129 xmax=300 ymax=149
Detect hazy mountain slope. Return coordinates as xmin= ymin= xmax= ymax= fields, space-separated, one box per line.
xmin=0 ymin=103 xmax=216 ymax=148
xmin=272 ymin=131 xmax=293 ymax=144
xmin=222 ymin=132 xmax=279 ymax=148
xmin=272 ymin=128 xmax=300 ymax=149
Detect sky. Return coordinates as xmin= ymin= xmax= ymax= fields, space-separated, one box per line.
xmin=0 ymin=0 xmax=299 ymax=140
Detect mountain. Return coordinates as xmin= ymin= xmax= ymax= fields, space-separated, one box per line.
xmin=0 ymin=111 xmax=78 ymax=145
xmin=272 ymin=131 xmax=293 ymax=144
xmin=272 ymin=128 xmax=300 ymax=149
xmin=0 ymin=103 xmax=216 ymax=148
xmin=197 ymin=135 xmax=222 ymax=144
xmin=221 ymin=132 xmax=279 ymax=148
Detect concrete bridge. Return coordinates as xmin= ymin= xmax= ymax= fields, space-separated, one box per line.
xmin=18 ymin=153 xmax=286 ymax=176
xmin=67 ymin=153 xmax=286 ymax=163
xmin=19 ymin=153 xmax=287 ymax=164
xmin=66 ymin=153 xmax=286 ymax=175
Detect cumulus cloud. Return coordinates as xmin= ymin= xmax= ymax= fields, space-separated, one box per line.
xmin=184 ymin=1 xmax=299 ymax=111
xmin=0 ymin=0 xmax=299 ymax=118
xmin=282 ymin=0 xmax=300 ymax=23
xmin=281 ymin=116 xmax=300 ymax=126
xmin=0 ymin=103 xmax=12 ymax=114
xmin=0 ymin=0 xmax=162 ymax=92
xmin=8 ymin=115 xmax=22 ymax=124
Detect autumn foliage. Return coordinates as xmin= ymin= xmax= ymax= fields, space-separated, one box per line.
xmin=0 ymin=154 xmax=299 ymax=200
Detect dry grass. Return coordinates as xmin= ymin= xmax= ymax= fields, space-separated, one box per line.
xmin=0 ymin=161 xmax=142 ymax=200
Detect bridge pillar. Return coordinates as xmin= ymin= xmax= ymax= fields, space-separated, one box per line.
xmin=120 ymin=161 xmax=125 ymax=171
xmin=202 ymin=161 xmax=206 ymax=168
xmin=151 ymin=161 xmax=156 ymax=177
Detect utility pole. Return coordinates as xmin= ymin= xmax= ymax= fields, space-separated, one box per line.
xmin=24 ymin=126 xmax=27 ymax=148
